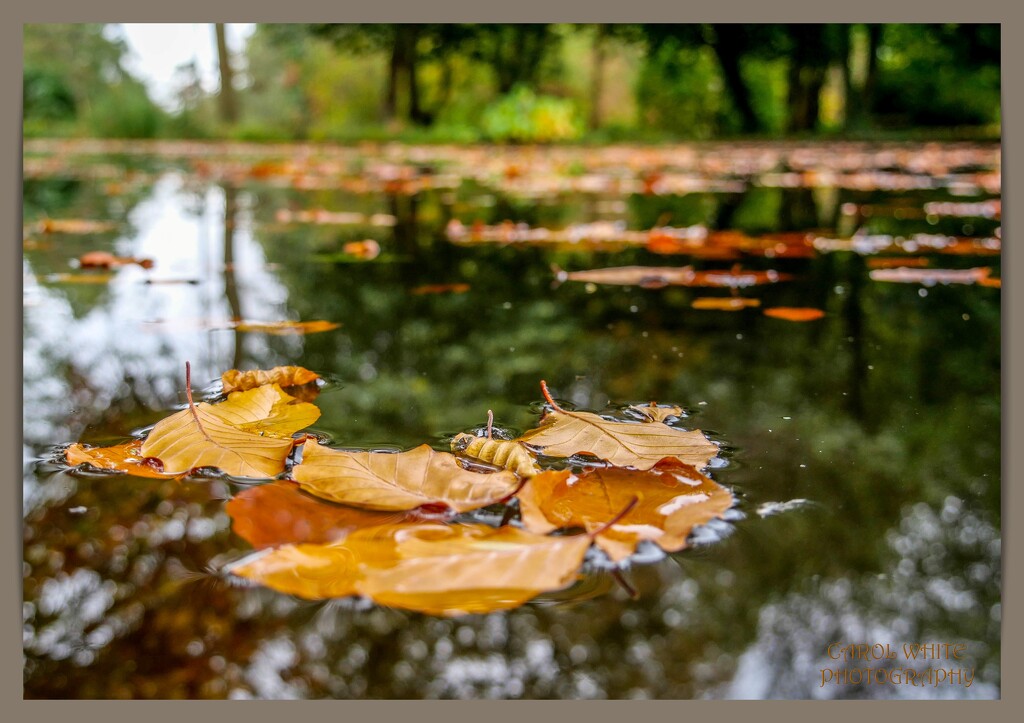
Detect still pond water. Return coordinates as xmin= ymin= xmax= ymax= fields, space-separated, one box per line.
xmin=22 ymin=140 xmax=1001 ymax=699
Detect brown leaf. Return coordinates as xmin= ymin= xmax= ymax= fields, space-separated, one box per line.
xmin=555 ymin=265 xmax=695 ymax=289
xmin=763 ymin=307 xmax=826 ymax=322
xmin=293 ymin=439 xmax=521 ymax=512
xmin=227 ymin=523 xmax=592 ymax=616
xmin=221 ymin=366 xmax=321 ymax=393
xmin=451 ymin=433 xmax=541 ymax=477
xmin=519 ymin=384 xmax=718 ymax=470
xmin=38 ymin=219 xmax=117 ymax=234
xmin=517 ymin=462 xmax=734 ymax=561
xmin=226 ymin=481 xmax=406 ymax=549
xmin=411 ymin=283 xmax=471 ymax=296
xmin=65 ymin=441 xmax=175 ymax=479
xmin=206 ymin=384 xmax=321 ymax=439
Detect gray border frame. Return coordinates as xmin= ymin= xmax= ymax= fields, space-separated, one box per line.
xmin=3 ymin=1 xmax=1018 ymax=719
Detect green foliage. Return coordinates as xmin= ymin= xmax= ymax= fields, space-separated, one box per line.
xmin=634 ymin=43 xmax=728 ymax=139
xmin=83 ymin=82 xmax=165 ymax=139
xmin=481 ymin=86 xmax=582 ymax=143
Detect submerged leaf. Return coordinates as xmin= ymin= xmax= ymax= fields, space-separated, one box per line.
xmin=517 ymin=462 xmax=734 ymax=561
xmin=293 ymin=439 xmax=521 ymax=512
xmin=451 ymin=433 xmax=542 ymax=477
xmin=519 ymin=386 xmax=717 ymax=470
xmin=227 ymin=523 xmax=592 ymax=616
xmin=221 ymin=366 xmax=321 ymax=393
xmin=65 ymin=441 xmax=174 ymax=479
xmin=226 ymin=482 xmax=406 ymax=549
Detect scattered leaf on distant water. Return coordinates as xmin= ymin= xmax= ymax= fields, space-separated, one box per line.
xmin=411 ymin=283 xmax=471 ymax=296
xmin=342 ymin=240 xmax=381 ymax=260
xmin=222 ymin=366 xmax=321 ymax=393
xmin=36 ymin=218 xmax=117 ymax=234
xmin=867 ymin=257 xmax=930 ymax=269
xmin=230 ymin=320 xmax=340 ymax=335
xmin=43 ymin=273 xmax=114 ymax=285
xmin=554 ymin=264 xmax=695 ymax=289
xmin=763 ymin=307 xmax=826 ymax=322
xmin=691 ymin=297 xmax=760 ymax=311
xmin=518 ymin=461 xmax=734 ymax=561
xmin=227 ymin=523 xmax=592 ymax=616
xmin=78 ymin=251 xmax=154 ymax=270
xmin=518 ymin=382 xmax=718 ymax=470
xmin=65 ymin=441 xmax=175 ymax=479
xmin=294 ymin=439 xmax=521 ymax=512
xmin=868 ymin=266 xmax=994 ymax=286
xmin=226 ymin=481 xmax=407 ymax=549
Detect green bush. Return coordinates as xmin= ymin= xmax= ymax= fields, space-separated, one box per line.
xmin=83 ymin=83 xmax=165 ymax=139
xmin=481 ymin=86 xmax=582 ymax=143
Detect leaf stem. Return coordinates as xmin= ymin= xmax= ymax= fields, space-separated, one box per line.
xmin=590 ymin=495 xmax=639 ymax=537
xmin=610 ymin=568 xmax=639 ymax=599
xmin=486 ymin=409 xmax=494 ymax=439
xmin=539 ymin=380 xmax=568 ymax=414
xmin=184 ymin=361 xmax=213 ymax=442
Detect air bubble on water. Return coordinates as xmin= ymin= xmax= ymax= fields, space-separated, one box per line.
xmin=502 ymin=301 xmax=512 ymax=309
xmin=641 ymin=331 xmax=648 ymax=338
xmin=919 ymin=288 xmax=928 ymax=297
xmin=834 ymin=285 xmax=845 ymax=295
xmin=629 ymin=305 xmax=638 ymax=313
xmin=962 ymin=313 xmax=970 ymax=321
xmin=868 ymin=365 xmax=874 ymax=370
xmin=585 ymin=283 xmax=597 ymax=294
xmin=782 ymin=416 xmax=791 ymax=420
xmin=698 ymin=401 xmax=707 ymax=406
xmin=736 ymin=334 xmax=743 ymax=340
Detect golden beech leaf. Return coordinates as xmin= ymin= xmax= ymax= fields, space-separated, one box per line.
xmin=293 ymin=439 xmax=521 ymax=512
xmin=517 ymin=382 xmax=718 ymax=470
xmin=65 ymin=441 xmax=176 ymax=479
xmin=221 ymin=366 xmax=321 ymax=393
xmin=226 ymin=523 xmax=592 ymax=616
xmin=451 ymin=433 xmax=542 ymax=477
xmin=138 ymin=378 xmax=315 ymax=478
xmin=206 ymin=384 xmax=320 ymax=439
xmin=517 ymin=461 xmax=734 ymax=562
xmin=628 ymin=403 xmax=683 ymax=423
xmin=226 ymin=482 xmax=406 ymax=549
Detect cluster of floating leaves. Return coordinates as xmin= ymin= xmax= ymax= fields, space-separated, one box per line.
xmin=60 ymin=364 xmax=733 ymax=617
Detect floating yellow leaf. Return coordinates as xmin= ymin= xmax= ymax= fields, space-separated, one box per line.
xmin=517 ymin=382 xmax=718 ymax=470
xmin=221 ymin=366 xmax=321 ymax=393
xmin=451 ymin=433 xmax=541 ymax=477
xmin=763 ymin=307 xmax=826 ymax=322
xmin=231 ymin=320 xmax=340 ymax=335
xmin=227 ymin=523 xmax=592 ymax=616
xmin=691 ymin=297 xmax=760 ymax=311
xmin=293 ymin=439 xmax=521 ymax=512
xmin=517 ymin=461 xmax=734 ymax=561
xmin=206 ymin=384 xmax=320 ymax=439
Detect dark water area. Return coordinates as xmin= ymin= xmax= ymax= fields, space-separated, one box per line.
xmin=22 ymin=140 xmax=1001 ymax=699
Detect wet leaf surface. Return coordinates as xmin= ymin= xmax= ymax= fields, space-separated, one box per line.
xmin=65 ymin=441 xmax=175 ymax=479
xmin=517 ymin=461 xmax=734 ymax=561
xmin=221 ymin=366 xmax=321 ymax=393
xmin=293 ymin=439 xmax=522 ymax=512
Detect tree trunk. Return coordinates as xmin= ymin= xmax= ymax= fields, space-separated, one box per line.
xmin=861 ymin=24 xmax=882 ymax=119
xmin=213 ymin=23 xmax=238 ymax=125
xmin=589 ymin=25 xmax=607 ymax=130
xmin=708 ymin=27 xmax=760 ymax=134
xmin=385 ymin=39 xmax=399 ymax=121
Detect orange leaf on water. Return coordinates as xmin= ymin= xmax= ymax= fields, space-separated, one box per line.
xmin=230 ymin=320 xmax=340 ymax=335
xmin=78 ymin=251 xmax=154 ymax=270
xmin=342 ymin=240 xmax=381 ymax=260
xmin=763 ymin=307 xmax=826 ymax=322
xmin=293 ymin=439 xmax=521 ymax=512
xmin=411 ymin=283 xmax=471 ymax=296
xmin=37 ymin=219 xmax=117 ymax=234
xmin=517 ymin=461 xmax=734 ymax=561
xmin=65 ymin=441 xmax=175 ymax=479
xmin=691 ymin=297 xmax=760 ymax=311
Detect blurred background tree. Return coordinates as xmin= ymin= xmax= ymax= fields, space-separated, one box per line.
xmin=23 ymin=23 xmax=1000 ymax=142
